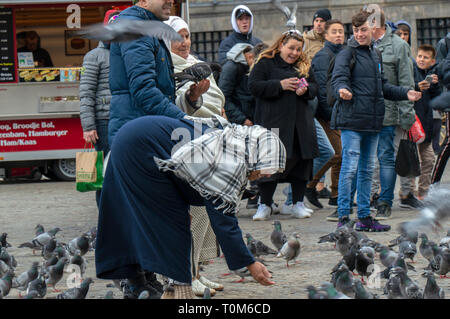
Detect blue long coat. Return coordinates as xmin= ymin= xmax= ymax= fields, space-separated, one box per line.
xmin=107 ymin=6 xmax=185 ymax=146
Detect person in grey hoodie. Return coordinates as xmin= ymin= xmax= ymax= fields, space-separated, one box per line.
xmin=217 ymin=5 xmax=262 ymax=65
xmin=79 ymin=10 xmax=119 ymax=207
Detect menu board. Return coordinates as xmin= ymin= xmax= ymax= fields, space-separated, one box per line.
xmin=0 ymin=8 xmax=16 ymax=83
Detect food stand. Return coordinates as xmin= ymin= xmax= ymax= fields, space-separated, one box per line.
xmin=0 ymin=0 xmax=187 ymax=180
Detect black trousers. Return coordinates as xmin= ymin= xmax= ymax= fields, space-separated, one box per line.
xmin=431 ymin=112 xmax=450 ymax=184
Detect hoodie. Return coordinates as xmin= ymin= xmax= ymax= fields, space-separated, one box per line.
xmin=217 ymin=5 xmax=262 ymax=65
xmin=394 ymin=20 xmax=412 ymax=46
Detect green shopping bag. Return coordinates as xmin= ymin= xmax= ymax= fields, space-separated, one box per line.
xmin=76 ymin=144 xmax=104 ymax=192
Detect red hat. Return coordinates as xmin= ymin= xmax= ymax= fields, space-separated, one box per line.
xmin=104 ymin=9 xmax=120 ymax=25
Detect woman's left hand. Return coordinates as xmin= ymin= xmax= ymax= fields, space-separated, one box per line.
xmin=188 ymin=79 xmax=210 ymax=102
xmin=295 ymin=87 xmax=307 ymax=96
xmin=247 ymin=261 xmax=275 ymax=286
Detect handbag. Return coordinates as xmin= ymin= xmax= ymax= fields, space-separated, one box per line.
xmin=76 ymin=143 xmax=104 ymax=192
xmin=408 ymin=114 xmax=426 ymax=144
xmin=395 ymin=133 xmax=421 ymax=177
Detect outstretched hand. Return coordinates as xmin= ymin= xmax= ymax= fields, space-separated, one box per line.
xmin=247 ymin=261 xmax=275 ymax=286
xmin=188 ymin=79 xmax=210 ymax=102
xmin=407 ymin=90 xmax=422 ymax=102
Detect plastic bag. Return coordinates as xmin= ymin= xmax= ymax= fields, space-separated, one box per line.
xmin=395 ymin=135 xmax=421 ymax=177
xmin=408 ymin=114 xmax=425 ymax=144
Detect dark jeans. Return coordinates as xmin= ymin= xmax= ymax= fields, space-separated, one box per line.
xmin=95 ymin=119 xmax=110 ymax=208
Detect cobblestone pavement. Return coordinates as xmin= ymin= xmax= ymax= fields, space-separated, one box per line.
xmin=0 ymin=177 xmax=449 ymax=299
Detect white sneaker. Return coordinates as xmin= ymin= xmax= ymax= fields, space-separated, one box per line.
xmin=302 ymin=202 xmax=314 ymax=214
xmin=291 ymin=202 xmax=311 ymax=219
xmin=192 ymin=279 xmax=216 ymax=297
xmin=199 ymin=276 xmax=224 ymax=291
xmin=281 ymin=203 xmax=293 ymax=215
xmin=271 ymin=202 xmax=280 ymax=214
xmin=253 ymin=204 xmax=271 ymax=221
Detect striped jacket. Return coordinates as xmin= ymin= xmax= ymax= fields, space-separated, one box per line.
xmin=79 ymin=41 xmax=111 ymax=132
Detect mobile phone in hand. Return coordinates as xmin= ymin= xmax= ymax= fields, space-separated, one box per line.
xmin=424 ymin=75 xmax=433 ymax=84
xmin=297 ymin=77 xmax=309 ymax=89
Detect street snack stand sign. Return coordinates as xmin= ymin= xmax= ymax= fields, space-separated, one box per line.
xmin=0 ymin=8 xmax=16 ymax=83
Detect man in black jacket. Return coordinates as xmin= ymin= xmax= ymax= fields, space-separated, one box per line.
xmin=331 ymin=10 xmax=422 ymax=232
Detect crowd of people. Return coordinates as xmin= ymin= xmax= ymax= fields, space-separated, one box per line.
xmin=78 ymin=0 xmax=450 ymax=299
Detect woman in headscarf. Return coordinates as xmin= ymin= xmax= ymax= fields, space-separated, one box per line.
xmin=164 ymin=16 xmax=226 ymax=296
xmin=248 ymin=30 xmax=319 ymax=221
xmin=95 ymin=114 xmax=285 ymax=299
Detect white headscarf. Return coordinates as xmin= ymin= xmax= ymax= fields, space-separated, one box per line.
xmin=163 ymin=16 xmax=189 ymax=50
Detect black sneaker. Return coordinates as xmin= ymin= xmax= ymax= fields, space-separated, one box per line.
xmin=337 ymin=216 xmax=351 ymax=228
xmin=122 ymin=280 xmax=162 ymax=299
xmin=375 ymin=201 xmax=392 ymax=220
xmin=370 ymin=193 xmax=379 ymax=211
xmin=326 ymin=209 xmax=339 ymax=221
xmin=305 ymin=188 xmax=323 ymax=209
xmin=144 ymin=271 xmax=164 ymax=294
xmin=246 ymin=196 xmax=259 ymax=209
xmin=318 ymin=187 xmax=332 ymax=199
xmin=355 ymin=216 xmax=391 ymax=232
xmin=399 ymin=193 xmax=424 ymax=209
xmin=328 ymin=197 xmax=338 ymax=206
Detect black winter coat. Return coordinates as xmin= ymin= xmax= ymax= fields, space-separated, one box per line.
xmin=219 ymin=61 xmax=255 ymax=124
xmin=330 ymin=37 xmax=409 ymax=132
xmin=248 ymin=54 xmax=319 ymax=159
xmin=311 ymin=41 xmax=344 ymax=121
xmin=413 ymin=63 xmax=442 ymax=143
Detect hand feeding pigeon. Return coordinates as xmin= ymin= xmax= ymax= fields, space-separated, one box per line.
xmin=173 ymin=62 xmax=222 ymax=91
xmin=272 ymin=0 xmax=297 ymax=29
xmin=56 ymin=277 xmax=93 ymax=299
xmin=75 ymin=19 xmax=182 ymax=43
xmin=422 ymin=270 xmax=445 ymax=299
xmin=278 ymin=232 xmax=301 ymax=267
xmin=270 ymin=220 xmax=287 ymax=252
xmin=12 ymin=261 xmax=40 ymax=294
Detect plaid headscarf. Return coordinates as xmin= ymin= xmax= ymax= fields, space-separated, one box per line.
xmin=154 ymin=115 xmax=286 ymax=214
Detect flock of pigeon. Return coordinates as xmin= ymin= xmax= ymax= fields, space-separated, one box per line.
xmin=0 ymin=224 xmax=97 ymax=299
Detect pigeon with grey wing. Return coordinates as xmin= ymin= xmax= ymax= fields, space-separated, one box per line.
xmin=67 ymin=234 xmax=90 ymax=256
xmin=245 ymin=233 xmax=277 ymax=258
xmin=35 ymin=224 xmax=45 ymax=236
xmin=45 ymin=257 xmax=68 ymax=292
xmin=19 ymin=227 xmax=61 ymax=254
xmin=429 ymin=246 xmax=450 ymax=278
xmin=26 ymin=272 xmax=47 ymax=298
xmin=376 ymin=245 xmax=398 ymax=268
xmin=272 ymin=0 xmax=297 ymax=29
xmin=422 ymin=270 xmax=445 ymax=299
xmin=380 ymin=253 xmax=415 ymax=279
xmin=0 ymin=248 xmax=17 ymax=269
xmin=70 ymin=250 xmax=87 ymax=278
xmin=0 ymin=233 xmax=12 ymax=248
xmin=419 ymin=233 xmax=437 ymax=262
xmin=56 ymin=277 xmax=93 ymax=299
xmin=306 ymin=285 xmax=327 ymax=299
xmin=399 ymin=240 xmax=417 ymax=263
xmin=331 ymin=262 xmax=355 ymax=297
xmin=319 ymin=282 xmax=351 ymax=299
xmin=0 ymin=269 xmax=14 ymax=297
xmin=12 ymin=261 xmax=40 ymax=295
xmin=75 ymin=19 xmax=182 ymax=43
xmin=41 ymin=238 xmax=57 ymax=260
xmin=270 ymin=220 xmax=287 ymax=252
xmin=355 ymin=246 xmax=375 ymax=284
xmin=173 ymin=62 xmax=222 ymax=91
xmin=385 ymin=267 xmax=405 ymax=299
xmin=278 ymin=233 xmax=301 ymax=267
xmin=0 ymin=260 xmax=10 ymax=277
xmin=342 ymin=244 xmax=359 ymax=274
xmin=353 ymin=280 xmax=378 ymax=299
xmin=393 ymin=267 xmax=423 ymax=299
xmin=439 ymin=229 xmax=450 ymax=248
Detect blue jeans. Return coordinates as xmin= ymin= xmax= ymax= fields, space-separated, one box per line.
xmin=284 ymin=119 xmax=334 ymax=205
xmin=377 ymin=125 xmax=397 ymax=207
xmin=95 ymin=119 xmax=110 ymax=208
xmin=338 ymin=130 xmax=379 ymax=219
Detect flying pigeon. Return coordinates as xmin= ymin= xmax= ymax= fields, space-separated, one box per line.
xmin=0 ymin=233 xmax=12 ymax=248
xmin=67 ymin=235 xmax=90 ymax=256
xmin=270 ymin=220 xmax=287 ymax=252
xmin=272 ymin=0 xmax=298 ymax=29
xmin=12 ymin=261 xmax=40 ymax=295
xmin=56 ymin=277 xmax=93 ymax=299
xmin=75 ymin=19 xmax=182 ymax=43
xmin=173 ymin=62 xmax=222 ymax=90
xmin=278 ymin=233 xmax=301 ymax=267
xmin=45 ymin=257 xmax=68 ymax=292
xmin=419 ymin=233 xmax=438 ymax=262
xmin=422 ymin=270 xmax=445 ymax=299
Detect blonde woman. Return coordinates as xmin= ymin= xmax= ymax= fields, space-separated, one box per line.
xmin=248 ymin=30 xmax=319 ymax=221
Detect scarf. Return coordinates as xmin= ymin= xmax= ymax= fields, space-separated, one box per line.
xmin=154 ymin=115 xmax=286 ymax=214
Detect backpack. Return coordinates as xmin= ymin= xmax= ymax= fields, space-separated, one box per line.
xmin=325 ymin=46 xmax=382 ymax=107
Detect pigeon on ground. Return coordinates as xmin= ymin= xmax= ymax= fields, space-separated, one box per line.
xmin=439 ymin=229 xmax=450 ymax=248
xmin=19 ymin=227 xmax=61 ymax=254
xmin=76 ymin=19 xmax=182 ymax=43
xmin=270 ymin=220 xmax=287 ymax=252
xmin=245 ymin=233 xmax=278 ymax=258
xmin=380 ymin=253 xmax=416 ymax=279
xmin=393 ymin=267 xmax=424 ymax=299
xmin=422 ymin=271 xmax=445 ymax=299
xmin=355 ymin=246 xmax=375 ymax=283
xmin=0 ymin=233 xmax=12 ymax=248
xmin=353 ymin=280 xmax=378 ymax=299
xmin=272 ymin=0 xmax=297 ymax=29
xmin=67 ymin=235 xmax=90 ymax=256
xmin=105 ymin=290 xmax=114 ymax=299
xmin=428 ymin=246 xmax=450 ymax=278
xmin=84 ymin=226 xmax=97 ymax=250
xmin=399 ymin=240 xmax=417 ymax=263
xmin=24 ymin=290 xmax=40 ymax=299
xmin=389 ymin=228 xmax=419 ymax=247
xmin=306 ymin=285 xmax=327 ymax=299
xmin=278 ymin=233 xmax=301 ymax=267
xmin=41 ymin=238 xmax=57 ymax=260
xmin=385 ymin=267 xmax=405 ymax=299
xmin=419 ymin=233 xmax=438 ymax=262
xmin=319 ymin=282 xmax=351 ymax=299
xmin=35 ymin=224 xmax=45 ymax=236
xmin=331 ymin=262 xmax=355 ymax=297
xmin=376 ymin=245 xmax=398 ymax=268
xmin=53 ymin=245 xmax=70 ymax=260
xmin=173 ymin=62 xmax=222 ymax=90
xmin=45 ymin=257 xmax=68 ymax=292
xmin=0 ymin=248 xmax=17 ymax=269
xmin=69 ymin=250 xmax=87 ymax=278
xmin=0 ymin=260 xmax=10 ymax=277
xmin=56 ymin=277 xmax=93 ymax=299
xmin=317 ymin=232 xmax=337 ymax=244
xmin=342 ymin=244 xmax=359 ymax=274
xmin=0 ymin=269 xmax=14 ymax=297
xmin=26 ymin=272 xmax=47 ymax=298
xmin=12 ymin=261 xmax=40 ymax=294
